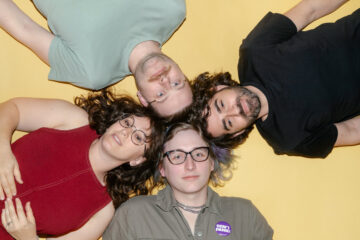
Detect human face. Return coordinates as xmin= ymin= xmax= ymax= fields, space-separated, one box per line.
xmin=160 ymin=129 xmax=214 ymax=198
xmin=135 ymin=53 xmax=193 ymax=117
xmin=99 ymin=115 xmax=151 ymax=165
xmin=206 ymin=86 xmax=261 ymax=137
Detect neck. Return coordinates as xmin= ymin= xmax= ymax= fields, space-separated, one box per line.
xmin=244 ymin=85 xmax=269 ymax=121
xmin=88 ymin=139 xmax=124 ymax=186
xmin=172 ymin=187 xmax=208 ymax=207
xmin=128 ymin=40 xmax=162 ymax=73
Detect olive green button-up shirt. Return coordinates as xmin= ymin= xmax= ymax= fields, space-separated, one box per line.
xmin=103 ymin=185 xmax=273 ymax=240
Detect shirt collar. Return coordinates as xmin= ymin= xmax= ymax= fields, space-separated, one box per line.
xmin=155 ymin=185 xmax=222 ymax=215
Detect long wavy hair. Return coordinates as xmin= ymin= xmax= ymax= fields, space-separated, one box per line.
xmin=75 ymin=89 xmax=163 ymax=208
xmin=188 ymin=72 xmax=254 ymax=149
xmin=154 ymin=122 xmax=234 ymax=188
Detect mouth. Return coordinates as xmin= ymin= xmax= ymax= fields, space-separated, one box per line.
xmin=149 ymin=66 xmax=167 ymax=81
xmin=182 ymin=175 xmax=199 ymax=181
xmin=112 ymin=134 xmax=122 ymax=146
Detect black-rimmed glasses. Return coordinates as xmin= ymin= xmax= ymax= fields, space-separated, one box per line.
xmin=118 ymin=115 xmax=149 ymax=150
xmin=163 ymin=147 xmax=210 ymax=165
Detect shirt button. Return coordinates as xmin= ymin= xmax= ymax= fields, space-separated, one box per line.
xmin=197 ymin=231 xmax=203 ymax=237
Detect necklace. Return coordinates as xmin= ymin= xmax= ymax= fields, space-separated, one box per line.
xmin=176 ymin=200 xmax=206 ymax=214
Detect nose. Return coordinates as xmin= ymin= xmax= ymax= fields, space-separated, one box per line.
xmin=159 ymin=75 xmax=171 ymax=89
xmin=120 ymin=128 xmax=132 ymax=139
xmin=184 ymin=154 xmax=196 ymax=170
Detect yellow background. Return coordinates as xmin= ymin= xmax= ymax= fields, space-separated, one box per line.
xmin=1 ymin=0 xmax=360 ymax=239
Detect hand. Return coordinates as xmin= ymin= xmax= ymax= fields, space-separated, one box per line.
xmin=0 ymin=148 xmax=23 ymax=200
xmin=1 ymin=198 xmax=37 ymax=240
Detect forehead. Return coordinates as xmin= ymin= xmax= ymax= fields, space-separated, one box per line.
xmin=164 ymin=129 xmax=207 ymax=152
xmin=132 ymin=116 xmax=151 ymax=133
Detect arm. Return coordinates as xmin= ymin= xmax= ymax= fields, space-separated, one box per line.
xmin=284 ymin=0 xmax=348 ymax=31
xmin=47 ymin=202 xmax=115 ymax=240
xmin=334 ymin=115 xmax=360 ymax=147
xmin=0 ymin=0 xmax=54 ymax=64
xmin=0 ymin=98 xmax=88 ymax=199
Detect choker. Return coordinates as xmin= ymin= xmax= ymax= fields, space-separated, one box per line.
xmin=176 ymin=200 xmax=206 ymax=214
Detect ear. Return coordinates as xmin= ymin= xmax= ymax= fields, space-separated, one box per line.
xmin=231 ymin=129 xmax=246 ymax=138
xmin=159 ymin=162 xmax=166 ymax=178
xmin=137 ymin=91 xmax=149 ymax=107
xmin=215 ymin=85 xmax=228 ymax=91
xmin=210 ymin=159 xmax=215 ymax=172
xmin=129 ymin=156 xmax=146 ymax=167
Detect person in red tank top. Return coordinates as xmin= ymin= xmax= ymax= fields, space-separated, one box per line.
xmin=0 ymin=90 xmax=163 ymax=240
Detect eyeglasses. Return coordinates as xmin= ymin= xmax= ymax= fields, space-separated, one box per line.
xmin=147 ymin=77 xmax=187 ymax=105
xmin=163 ymin=147 xmax=210 ymax=165
xmin=118 ymin=115 xmax=149 ymax=150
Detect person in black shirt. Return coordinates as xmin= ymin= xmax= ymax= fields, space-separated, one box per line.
xmin=191 ymin=0 xmax=360 ymax=158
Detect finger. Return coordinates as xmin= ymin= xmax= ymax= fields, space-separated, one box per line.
xmin=0 ymin=174 xmax=12 ymax=199
xmin=15 ymin=198 xmax=26 ymax=221
xmin=0 ymin=184 xmax=5 ymax=201
xmin=6 ymin=173 xmax=17 ymax=197
xmin=1 ymin=209 xmax=7 ymax=228
xmin=25 ymin=202 xmax=35 ymax=224
xmin=13 ymin=163 xmax=23 ymax=184
xmin=6 ymin=199 xmax=19 ymax=224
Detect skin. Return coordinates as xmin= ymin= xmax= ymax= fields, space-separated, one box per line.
xmin=206 ymin=86 xmax=262 ymax=138
xmin=0 ymin=97 xmax=151 ymax=239
xmin=135 ymin=53 xmax=193 ymax=117
xmin=0 ymin=2 xmax=193 ymax=118
xmin=160 ymin=129 xmax=214 ymax=205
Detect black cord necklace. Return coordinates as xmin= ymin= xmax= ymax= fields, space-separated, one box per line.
xmin=176 ymin=200 xmax=206 ymax=214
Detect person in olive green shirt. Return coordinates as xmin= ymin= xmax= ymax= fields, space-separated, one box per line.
xmin=103 ymin=122 xmax=273 ymax=240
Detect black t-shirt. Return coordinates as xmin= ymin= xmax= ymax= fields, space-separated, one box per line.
xmin=238 ymin=10 xmax=360 ymax=158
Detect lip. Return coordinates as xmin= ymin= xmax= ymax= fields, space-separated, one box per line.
xmin=149 ymin=66 xmax=167 ymax=81
xmin=240 ymin=99 xmax=250 ymax=116
xmin=182 ymin=175 xmax=199 ymax=181
xmin=112 ymin=134 xmax=122 ymax=146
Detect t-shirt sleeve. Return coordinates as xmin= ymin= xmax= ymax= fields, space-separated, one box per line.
xmin=292 ymin=124 xmax=338 ymax=158
xmin=241 ymin=12 xmax=297 ymax=49
xmin=249 ymin=201 xmax=274 ymax=240
xmin=48 ymin=37 xmax=90 ymax=89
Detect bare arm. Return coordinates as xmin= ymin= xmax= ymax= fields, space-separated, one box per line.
xmin=0 ymin=98 xmax=88 ymax=199
xmin=47 ymin=202 xmax=115 ymax=240
xmin=0 ymin=0 xmax=54 ymax=64
xmin=334 ymin=115 xmax=360 ymax=147
xmin=284 ymin=0 xmax=349 ymax=31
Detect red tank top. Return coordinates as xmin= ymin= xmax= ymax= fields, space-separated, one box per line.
xmin=0 ymin=125 xmax=112 ymax=238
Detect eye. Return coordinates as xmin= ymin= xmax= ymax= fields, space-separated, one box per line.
xmin=157 ymin=92 xmax=164 ymax=97
xmin=195 ymin=152 xmax=205 ymax=157
xmin=228 ymin=119 xmax=233 ymax=128
xmin=123 ymin=118 xmax=131 ymax=127
xmin=171 ymin=81 xmax=180 ymax=87
xmin=220 ymin=100 xmax=224 ymax=108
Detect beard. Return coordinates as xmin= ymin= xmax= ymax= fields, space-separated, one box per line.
xmin=235 ymin=86 xmax=261 ymax=122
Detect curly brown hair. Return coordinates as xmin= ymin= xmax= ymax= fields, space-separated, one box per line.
xmin=75 ymin=89 xmax=164 ymax=208
xmin=154 ymin=122 xmax=234 ymax=188
xmin=188 ymin=72 xmax=254 ymax=149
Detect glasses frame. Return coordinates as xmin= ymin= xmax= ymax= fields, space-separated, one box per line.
xmin=118 ymin=115 xmax=150 ymax=151
xmin=163 ymin=146 xmax=210 ymax=165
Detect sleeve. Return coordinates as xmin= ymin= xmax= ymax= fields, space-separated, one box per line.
xmin=292 ymin=124 xmax=338 ymax=158
xmin=295 ymin=8 xmax=360 ymax=47
xmin=240 ymin=12 xmax=297 ymax=49
xmin=102 ymin=205 xmax=136 ymax=240
xmin=48 ymin=37 xmax=90 ymax=89
xmin=249 ymin=202 xmax=274 ymax=240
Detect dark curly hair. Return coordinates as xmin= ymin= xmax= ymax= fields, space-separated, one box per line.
xmin=75 ymin=89 xmax=164 ymax=208
xmin=154 ymin=122 xmax=234 ymax=188
xmin=188 ymin=72 xmax=254 ymax=149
